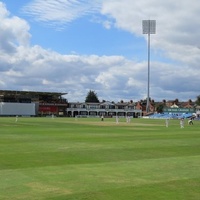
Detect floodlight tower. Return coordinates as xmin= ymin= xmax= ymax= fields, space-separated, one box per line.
xmin=142 ymin=20 xmax=156 ymax=113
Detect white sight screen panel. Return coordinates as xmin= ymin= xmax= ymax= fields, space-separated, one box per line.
xmin=0 ymin=102 xmax=36 ymax=115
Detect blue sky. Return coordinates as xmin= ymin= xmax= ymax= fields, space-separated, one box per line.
xmin=5 ymin=0 xmax=146 ymax=58
xmin=0 ymin=0 xmax=200 ymax=102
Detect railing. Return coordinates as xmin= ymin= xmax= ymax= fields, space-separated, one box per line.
xmin=67 ymin=108 xmax=141 ymax=113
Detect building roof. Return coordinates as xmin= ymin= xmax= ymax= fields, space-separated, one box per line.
xmin=0 ymin=90 xmax=67 ymax=98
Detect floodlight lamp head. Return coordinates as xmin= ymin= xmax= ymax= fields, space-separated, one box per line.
xmin=142 ymin=20 xmax=156 ymax=34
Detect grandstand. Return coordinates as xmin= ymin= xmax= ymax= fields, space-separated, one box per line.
xmin=148 ymin=107 xmax=195 ymax=119
xmin=149 ymin=113 xmax=193 ymax=119
xmin=0 ymin=90 xmax=68 ymax=116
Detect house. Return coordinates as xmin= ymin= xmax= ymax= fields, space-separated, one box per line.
xmin=135 ymin=100 xmax=155 ymax=116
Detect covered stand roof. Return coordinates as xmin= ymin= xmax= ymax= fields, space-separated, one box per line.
xmin=0 ymin=90 xmax=67 ymax=97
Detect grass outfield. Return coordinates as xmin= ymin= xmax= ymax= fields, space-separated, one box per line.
xmin=0 ymin=117 xmax=200 ymax=200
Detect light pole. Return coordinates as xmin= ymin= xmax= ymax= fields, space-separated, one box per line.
xmin=142 ymin=20 xmax=156 ymax=113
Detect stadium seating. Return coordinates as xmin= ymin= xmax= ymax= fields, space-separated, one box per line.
xmin=149 ymin=113 xmax=193 ymax=119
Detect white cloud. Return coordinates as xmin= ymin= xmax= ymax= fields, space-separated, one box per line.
xmin=22 ymin=0 xmax=102 ymax=29
xmin=101 ymin=0 xmax=200 ymax=62
xmin=0 ymin=3 xmax=30 ymax=53
xmin=0 ymin=1 xmax=200 ymax=103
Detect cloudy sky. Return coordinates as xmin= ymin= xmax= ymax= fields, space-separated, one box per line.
xmin=0 ymin=0 xmax=200 ymax=102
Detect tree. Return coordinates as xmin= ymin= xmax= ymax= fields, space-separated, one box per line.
xmin=85 ymin=90 xmax=99 ymax=103
xmin=156 ymin=104 xmax=164 ymax=113
xmin=195 ymin=95 xmax=200 ymax=105
xmin=162 ymin=99 xmax=166 ymax=104
xmin=174 ymin=98 xmax=179 ymax=104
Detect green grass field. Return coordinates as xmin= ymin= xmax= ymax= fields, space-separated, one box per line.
xmin=0 ymin=117 xmax=200 ymax=200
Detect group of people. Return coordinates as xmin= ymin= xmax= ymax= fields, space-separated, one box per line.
xmin=101 ymin=115 xmax=131 ymax=124
xmin=101 ymin=115 xmax=195 ymax=128
xmin=165 ymin=117 xmax=194 ymax=128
